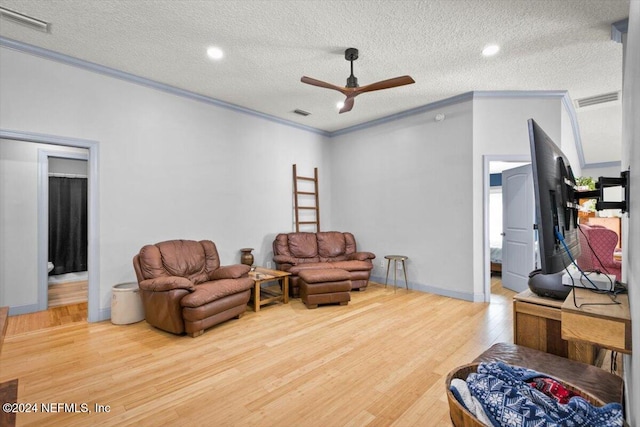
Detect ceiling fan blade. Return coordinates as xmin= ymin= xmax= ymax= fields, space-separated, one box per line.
xmin=301 ymin=76 xmax=348 ymax=95
xmin=356 ymin=75 xmax=415 ymax=94
xmin=339 ymin=96 xmax=355 ymax=114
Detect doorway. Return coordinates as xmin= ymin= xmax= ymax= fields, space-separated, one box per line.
xmin=483 ymin=155 xmax=532 ymax=302
xmin=46 ymin=156 xmax=89 ymax=308
xmin=0 ymin=129 xmax=100 ymax=322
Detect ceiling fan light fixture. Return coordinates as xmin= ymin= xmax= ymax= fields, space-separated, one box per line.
xmin=206 ymin=46 xmax=224 ymax=60
xmin=482 ymin=44 xmax=500 ymax=57
xmin=301 ymin=48 xmax=415 ymax=114
xmin=336 ymin=101 xmax=345 ymax=110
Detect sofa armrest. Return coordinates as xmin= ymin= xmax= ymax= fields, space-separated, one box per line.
xmin=274 ymin=255 xmax=298 ymax=265
xmin=210 ymin=264 xmax=250 ymax=280
xmin=347 ymin=251 xmax=376 ymax=261
xmin=139 ymin=276 xmax=195 ymax=292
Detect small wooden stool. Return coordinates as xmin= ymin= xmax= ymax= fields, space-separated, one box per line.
xmin=298 ymin=269 xmax=351 ymax=309
xmin=384 ymin=255 xmax=408 ymax=292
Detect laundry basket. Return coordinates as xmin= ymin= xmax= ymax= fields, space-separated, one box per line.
xmin=111 ymin=282 xmax=144 ymax=325
xmin=445 ymin=363 xmax=606 ymax=427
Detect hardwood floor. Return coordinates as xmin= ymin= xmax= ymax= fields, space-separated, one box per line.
xmin=1 ymin=281 xmax=515 ymax=427
xmin=5 ymin=303 xmax=87 ymax=336
xmin=48 ymin=281 xmax=88 ymax=308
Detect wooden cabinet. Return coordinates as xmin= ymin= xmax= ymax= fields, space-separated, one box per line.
xmin=513 ymin=290 xmax=596 ymax=363
xmin=561 ymin=288 xmax=631 ymax=356
xmin=514 ymin=290 xmax=567 ymax=357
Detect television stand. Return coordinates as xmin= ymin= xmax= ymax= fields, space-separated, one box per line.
xmin=513 ymin=290 xmax=596 ymax=363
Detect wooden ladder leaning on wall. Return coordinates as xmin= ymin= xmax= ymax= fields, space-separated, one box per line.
xmin=292 ymin=164 xmax=320 ymax=232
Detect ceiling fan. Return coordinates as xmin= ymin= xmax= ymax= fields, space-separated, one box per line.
xmin=301 ymin=48 xmax=415 ymax=114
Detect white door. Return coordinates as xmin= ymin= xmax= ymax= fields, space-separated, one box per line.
xmin=501 ymin=164 xmax=535 ymax=292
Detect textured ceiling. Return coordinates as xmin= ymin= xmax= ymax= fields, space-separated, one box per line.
xmin=0 ymin=0 xmax=630 ymax=164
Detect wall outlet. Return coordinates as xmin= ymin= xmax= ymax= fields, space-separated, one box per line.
xmin=266 ymin=261 xmax=272 ymax=269
xmin=397 ymin=262 xmax=403 ymax=270
xmin=380 ymin=260 xmax=385 ymax=268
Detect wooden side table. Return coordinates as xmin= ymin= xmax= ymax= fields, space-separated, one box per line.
xmin=248 ymin=267 xmax=290 ymax=312
xmin=384 ymin=255 xmax=408 ymax=292
xmin=513 ymin=289 xmax=596 ymax=363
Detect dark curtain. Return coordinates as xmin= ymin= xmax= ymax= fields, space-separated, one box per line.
xmin=49 ymin=177 xmax=88 ymax=275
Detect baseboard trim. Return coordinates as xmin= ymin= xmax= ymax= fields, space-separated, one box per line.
xmin=369 ymin=275 xmax=477 ymax=301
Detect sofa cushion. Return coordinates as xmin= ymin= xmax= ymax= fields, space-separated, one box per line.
xmin=181 ymin=278 xmax=254 ymax=308
xmin=343 ymin=232 xmax=357 ymax=255
xmin=138 ymin=244 xmax=169 ymax=280
xmin=273 ymin=234 xmax=292 ymax=257
xmin=317 ymin=232 xmax=346 ymax=258
xmin=142 ymin=240 xmax=221 ymax=285
xmin=289 ymin=260 xmax=373 ymax=275
xmin=210 ymin=264 xmax=251 ymax=280
xmin=301 ymin=280 xmax=352 ymax=295
xmin=139 ymin=276 xmax=195 ymax=292
xmin=299 ymin=268 xmax=351 ymax=283
xmin=288 ymin=262 xmax=334 ymax=274
xmin=329 ymin=260 xmax=373 ymax=272
xmin=288 ymin=233 xmax=318 ymax=258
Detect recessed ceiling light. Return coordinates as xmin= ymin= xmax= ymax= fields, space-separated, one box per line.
xmin=482 ymin=44 xmax=500 ymax=57
xmin=336 ymin=101 xmax=345 ymax=110
xmin=207 ymin=46 xmax=224 ymax=60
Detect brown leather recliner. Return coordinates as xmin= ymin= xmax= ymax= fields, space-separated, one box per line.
xmin=132 ymin=239 xmax=254 ymax=337
xmin=273 ymin=231 xmax=375 ymax=297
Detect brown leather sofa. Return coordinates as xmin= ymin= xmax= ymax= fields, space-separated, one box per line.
xmin=133 ymin=239 xmax=254 ymax=337
xmin=272 ymin=231 xmax=375 ymax=297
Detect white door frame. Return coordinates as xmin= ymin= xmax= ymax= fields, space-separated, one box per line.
xmin=0 ymin=129 xmax=101 ymax=322
xmin=483 ymin=154 xmax=530 ymax=302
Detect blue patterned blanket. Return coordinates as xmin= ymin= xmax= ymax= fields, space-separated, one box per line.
xmin=451 ymin=361 xmax=623 ymax=427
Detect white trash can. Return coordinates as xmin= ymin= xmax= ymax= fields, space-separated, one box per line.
xmin=111 ymin=282 xmax=145 ymax=325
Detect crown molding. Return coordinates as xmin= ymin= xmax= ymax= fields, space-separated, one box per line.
xmin=611 ymin=18 xmax=629 ymax=43
xmin=0 ymin=37 xmax=331 ymax=137
xmin=1 ymin=36 xmax=601 ymax=166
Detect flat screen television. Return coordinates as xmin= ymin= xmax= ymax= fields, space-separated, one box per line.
xmin=528 ymin=118 xmax=581 ymax=275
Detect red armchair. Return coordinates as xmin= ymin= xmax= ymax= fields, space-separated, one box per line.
xmin=576 ymin=223 xmax=622 ymax=281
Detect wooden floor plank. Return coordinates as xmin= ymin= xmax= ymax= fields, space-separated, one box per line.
xmin=0 ymin=282 xmax=515 ymax=426
xmin=48 ymin=281 xmax=88 ymax=308
xmin=0 ymin=379 xmax=18 ymax=427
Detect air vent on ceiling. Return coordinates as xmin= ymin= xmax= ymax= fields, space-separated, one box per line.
xmin=574 ymin=91 xmax=620 ymax=109
xmin=0 ymin=6 xmax=50 ymax=33
xmin=293 ymin=109 xmax=311 ymax=117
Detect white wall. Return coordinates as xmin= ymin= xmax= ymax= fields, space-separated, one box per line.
xmin=329 ymin=94 xmax=571 ymax=301
xmin=329 ymin=100 xmax=475 ymax=299
xmin=0 ymin=46 xmax=330 ymax=319
xmin=621 ymin=0 xmax=640 ymax=419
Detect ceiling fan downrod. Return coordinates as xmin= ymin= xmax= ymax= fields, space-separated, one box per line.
xmin=345 ymin=48 xmax=359 ymax=88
